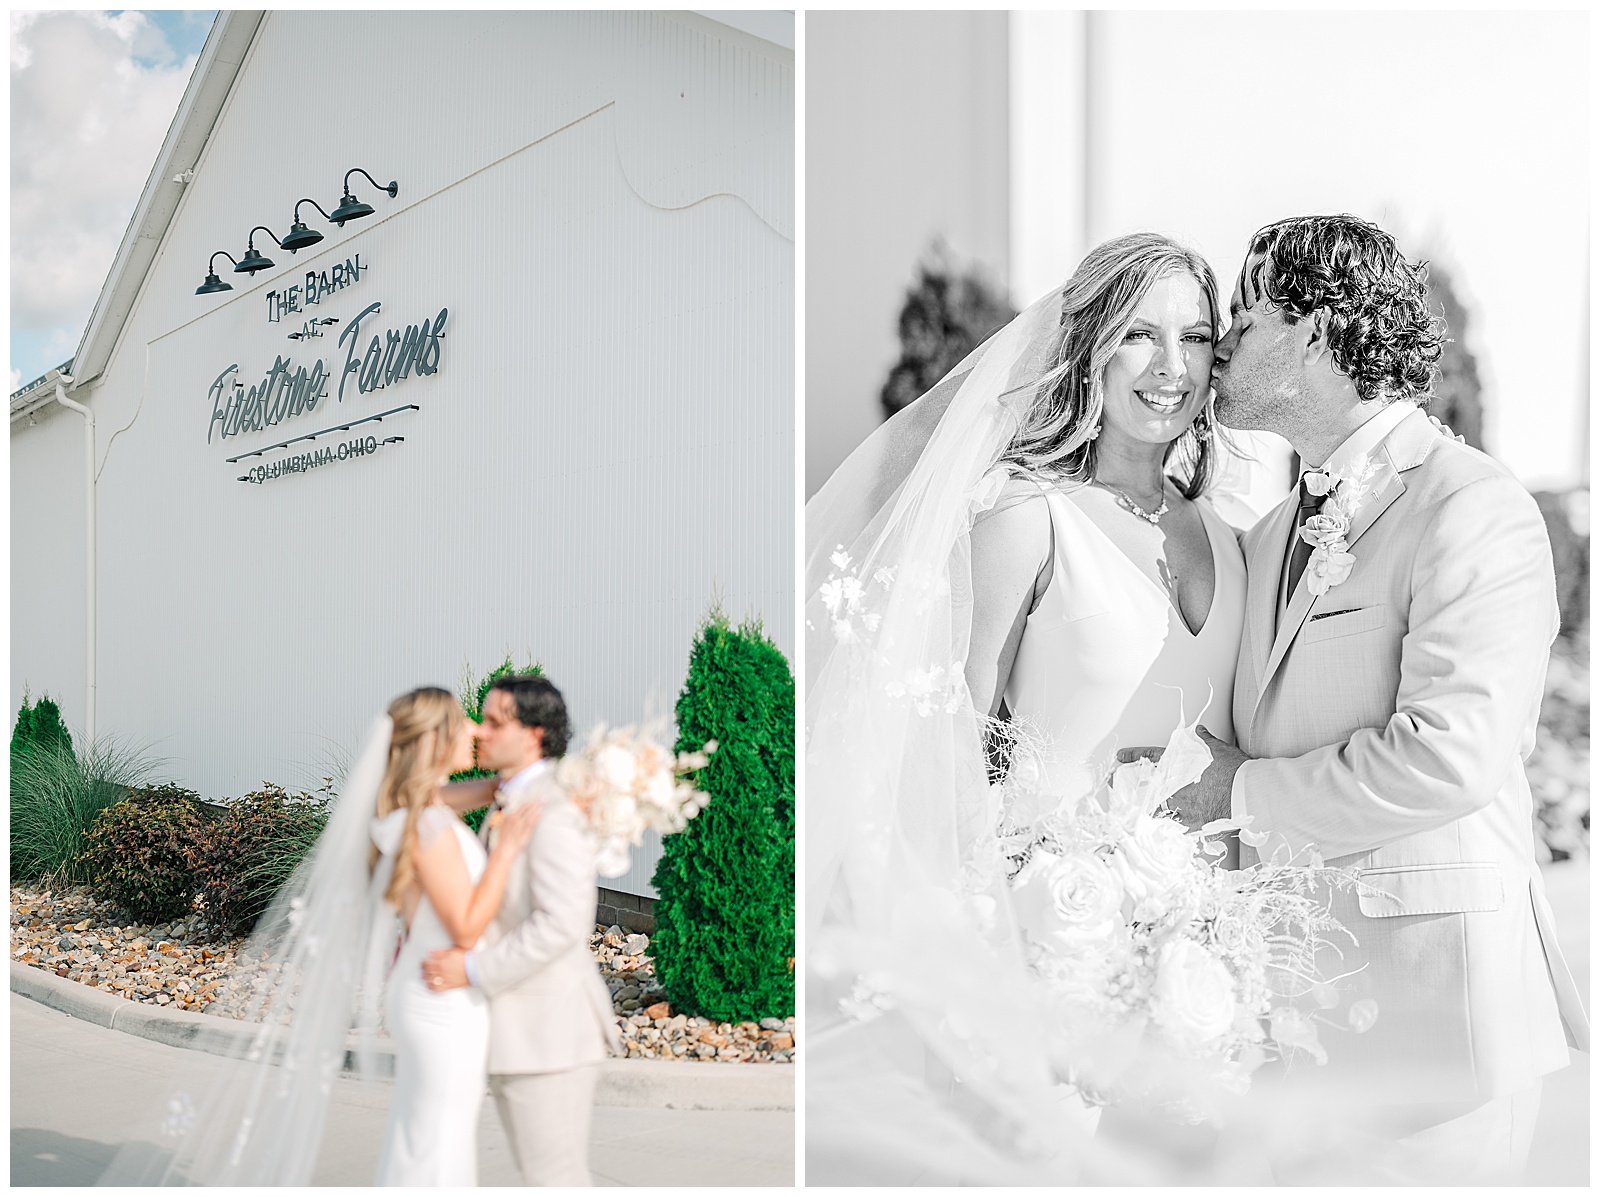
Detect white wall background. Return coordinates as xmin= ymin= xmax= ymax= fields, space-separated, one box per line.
xmin=804 ymin=10 xmax=1010 ymax=499
xmin=11 ymin=10 xmax=795 ymax=898
xmin=811 ymin=10 xmax=1588 ymax=507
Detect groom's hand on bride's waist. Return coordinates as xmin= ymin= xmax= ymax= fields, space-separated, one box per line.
xmin=1117 ymin=727 xmax=1249 ymax=830
xmin=421 ymin=947 xmax=470 ymax=992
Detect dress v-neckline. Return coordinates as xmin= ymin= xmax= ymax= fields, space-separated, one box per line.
xmin=1057 ymin=490 xmax=1221 ymax=639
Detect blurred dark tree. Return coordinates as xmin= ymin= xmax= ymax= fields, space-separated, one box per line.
xmin=880 ymin=244 xmax=1017 ymax=420
xmin=1426 ymin=260 xmax=1487 ymax=451
xmin=1532 ymin=489 xmax=1590 ymax=643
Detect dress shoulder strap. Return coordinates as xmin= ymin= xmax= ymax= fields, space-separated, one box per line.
xmin=1006 ymin=467 xmax=1060 ymax=614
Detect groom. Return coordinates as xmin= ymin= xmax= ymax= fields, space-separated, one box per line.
xmin=1168 ymin=215 xmax=1588 ymax=1181
xmin=425 ymin=674 xmax=620 ymax=1185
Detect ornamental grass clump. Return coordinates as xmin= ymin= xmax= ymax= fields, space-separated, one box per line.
xmin=10 ymin=733 xmax=161 ymax=884
xmin=79 ymin=785 xmax=208 ymax=923
xmin=190 ymin=784 xmax=331 ymax=936
xmin=650 ymin=612 xmax=795 ymax=1023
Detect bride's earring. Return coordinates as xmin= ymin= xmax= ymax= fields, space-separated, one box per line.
xmin=1192 ymin=408 xmax=1214 ymax=443
xmin=1086 ymin=423 xmax=1101 ymax=442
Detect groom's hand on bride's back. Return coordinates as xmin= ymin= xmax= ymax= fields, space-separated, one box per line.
xmin=422 ymin=946 xmax=470 ymax=992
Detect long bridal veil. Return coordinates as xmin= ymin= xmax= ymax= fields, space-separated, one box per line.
xmin=805 ymin=283 xmax=1125 ymax=1182
xmin=100 ymin=716 xmax=399 ymax=1185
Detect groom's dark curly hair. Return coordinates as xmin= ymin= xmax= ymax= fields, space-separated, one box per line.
xmin=1246 ymin=214 xmax=1445 ymax=405
xmin=491 ymin=674 xmax=570 ymax=757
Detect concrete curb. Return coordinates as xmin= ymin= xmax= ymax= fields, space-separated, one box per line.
xmin=10 ymin=962 xmax=793 ymax=1111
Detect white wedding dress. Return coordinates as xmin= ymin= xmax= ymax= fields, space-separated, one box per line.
xmin=1003 ymin=486 xmax=1245 ymax=776
xmin=805 ymin=266 xmax=1257 ymax=1183
xmin=371 ymin=806 xmax=491 ymax=1187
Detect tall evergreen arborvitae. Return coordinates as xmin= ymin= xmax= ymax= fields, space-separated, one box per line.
xmin=11 ymin=690 xmax=74 ymax=760
xmin=650 ymin=612 xmax=795 ymax=1022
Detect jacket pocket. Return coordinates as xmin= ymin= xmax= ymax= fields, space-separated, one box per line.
xmin=1357 ymin=861 xmax=1505 ymax=917
xmin=1300 ymin=604 xmax=1386 ymax=643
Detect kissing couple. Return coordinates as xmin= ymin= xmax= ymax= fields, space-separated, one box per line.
xmin=107 ymin=673 xmax=620 ymax=1186
xmin=806 ymin=214 xmax=1588 ymax=1184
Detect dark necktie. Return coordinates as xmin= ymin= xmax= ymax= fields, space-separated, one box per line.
xmin=1284 ymin=475 xmax=1327 ymax=600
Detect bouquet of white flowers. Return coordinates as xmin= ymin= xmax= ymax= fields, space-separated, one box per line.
xmin=997 ymin=715 xmax=1376 ymax=1117
xmin=555 ymin=722 xmax=716 ymax=878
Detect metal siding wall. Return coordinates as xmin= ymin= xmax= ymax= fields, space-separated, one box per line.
xmin=21 ymin=11 xmax=793 ymax=898
xmin=10 ymin=414 xmax=87 ymax=719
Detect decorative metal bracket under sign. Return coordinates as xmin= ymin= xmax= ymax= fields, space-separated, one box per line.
xmin=231 ymin=403 xmax=420 ymax=484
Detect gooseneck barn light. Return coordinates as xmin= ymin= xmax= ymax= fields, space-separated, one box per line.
xmin=280 ymin=198 xmax=335 ymax=253
xmin=329 ymin=168 xmax=399 ymax=226
xmin=234 ymin=227 xmax=282 ymax=275
xmin=196 ymin=250 xmax=239 ymax=295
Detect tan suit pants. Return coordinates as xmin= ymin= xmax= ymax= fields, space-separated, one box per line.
xmin=1373 ymin=1083 xmax=1542 ymax=1184
xmin=490 ymin=1065 xmax=599 ymax=1186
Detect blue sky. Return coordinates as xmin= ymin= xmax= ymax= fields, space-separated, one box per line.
xmin=10 ymin=10 xmax=216 ymax=390
xmin=124 ymin=10 xmax=215 ymax=66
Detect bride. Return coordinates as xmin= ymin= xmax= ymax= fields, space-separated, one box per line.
xmin=369 ymin=687 xmax=540 ymax=1184
xmin=805 ymin=233 xmax=1247 ymax=1183
xmin=101 ymin=687 xmax=538 ymax=1186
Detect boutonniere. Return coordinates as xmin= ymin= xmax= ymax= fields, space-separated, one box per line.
xmin=1299 ymin=457 xmax=1378 ymax=595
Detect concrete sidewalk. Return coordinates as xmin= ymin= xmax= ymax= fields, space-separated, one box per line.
xmin=9 ymin=960 xmax=793 ymax=1111
xmin=11 ymin=993 xmax=795 ymax=1186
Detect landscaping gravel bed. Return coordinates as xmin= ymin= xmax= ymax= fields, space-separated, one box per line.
xmin=9 ymin=885 xmax=794 ymax=1064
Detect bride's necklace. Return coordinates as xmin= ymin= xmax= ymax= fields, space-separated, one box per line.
xmin=1096 ymin=478 xmax=1169 ymax=525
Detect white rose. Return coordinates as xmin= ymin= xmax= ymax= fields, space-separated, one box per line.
xmin=1011 ymin=848 xmax=1124 ymax=950
xmin=1107 ymin=814 xmax=1194 ymax=908
xmin=1152 ymin=938 xmax=1237 ymax=1050
xmin=595 ymin=744 xmax=637 ymax=790
xmin=1300 ymin=511 xmax=1350 ymax=544
xmin=1306 ymin=548 xmax=1356 ymax=595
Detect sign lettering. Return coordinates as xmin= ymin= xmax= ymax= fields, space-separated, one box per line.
xmin=266 ymin=254 xmax=364 ymax=323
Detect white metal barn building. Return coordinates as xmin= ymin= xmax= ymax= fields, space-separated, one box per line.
xmin=10 ymin=10 xmax=795 ymax=902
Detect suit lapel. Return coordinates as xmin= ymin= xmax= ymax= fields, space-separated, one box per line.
xmin=1250 ymin=409 xmax=1440 ymax=733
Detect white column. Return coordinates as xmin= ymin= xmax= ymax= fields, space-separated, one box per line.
xmin=1008 ymin=11 xmax=1090 ymax=308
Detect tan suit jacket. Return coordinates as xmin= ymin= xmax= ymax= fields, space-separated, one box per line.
xmin=475 ymin=770 xmax=621 ymax=1075
xmin=1232 ymin=408 xmax=1588 ymax=1102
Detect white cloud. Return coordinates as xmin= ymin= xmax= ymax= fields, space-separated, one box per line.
xmin=10 ymin=11 xmax=199 ymax=371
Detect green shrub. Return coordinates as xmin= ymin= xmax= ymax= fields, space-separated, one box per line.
xmin=650 ymin=612 xmax=795 ymax=1022
xmin=79 ymin=785 xmax=207 ymax=922
xmin=10 ymin=735 xmax=160 ymax=883
xmin=454 ymin=655 xmax=543 ymax=833
xmin=11 ymin=689 xmax=74 ymax=759
xmin=190 ymin=784 xmax=330 ymax=937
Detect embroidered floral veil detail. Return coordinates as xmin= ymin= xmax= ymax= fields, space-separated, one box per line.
xmin=804 ymin=284 xmax=1125 ymax=1176
xmin=100 ymin=716 xmax=400 ymax=1185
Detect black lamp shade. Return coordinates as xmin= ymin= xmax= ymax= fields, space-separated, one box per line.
xmin=330 ymin=192 xmax=376 ymax=226
xmin=280 ymin=221 xmax=324 ymax=253
xmin=196 ymin=272 xmax=234 ymax=295
xmin=234 ymin=246 xmax=275 ymax=275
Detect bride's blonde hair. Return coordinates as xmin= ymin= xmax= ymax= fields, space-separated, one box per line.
xmin=1002 ymin=232 xmax=1223 ymax=500
xmin=372 ymin=687 xmax=464 ymax=910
